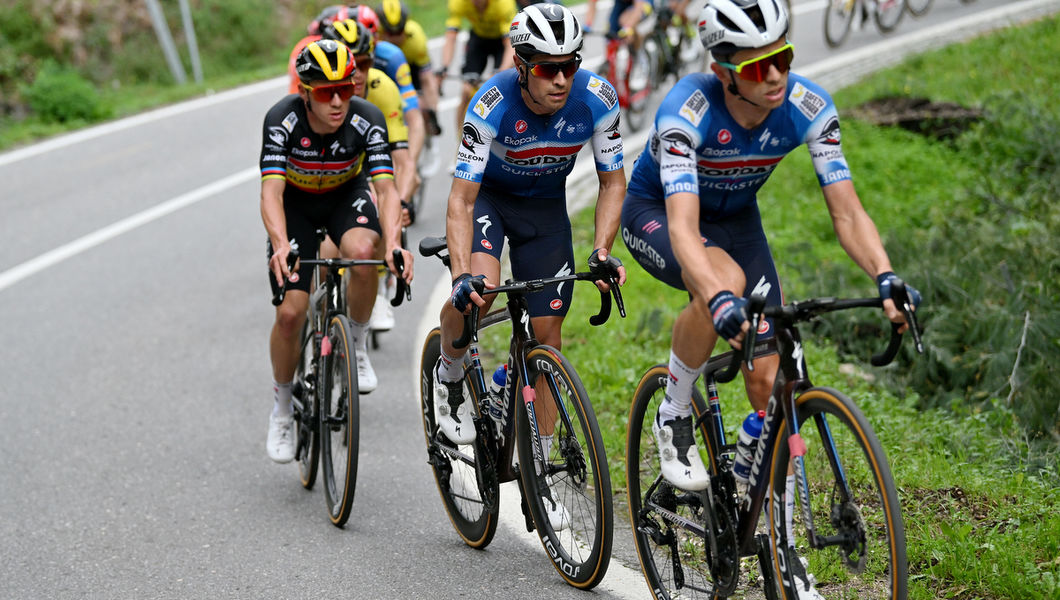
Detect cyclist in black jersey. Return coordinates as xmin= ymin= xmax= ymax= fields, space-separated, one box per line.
xmin=261 ymin=39 xmax=414 ymax=464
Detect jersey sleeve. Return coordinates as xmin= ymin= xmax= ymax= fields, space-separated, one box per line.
xmin=445 ymin=0 xmax=463 ymax=29
xmin=355 ymin=99 xmax=396 ymax=181
xmin=789 ymin=81 xmax=852 ymax=187
xmin=402 ymin=21 xmax=432 ymax=69
xmin=453 ymin=83 xmax=503 ymax=184
xmin=655 ymin=83 xmax=707 ymax=198
xmin=260 ymin=101 xmax=299 ymax=182
xmin=584 ymin=75 xmax=624 ymax=173
xmin=378 ymin=43 xmax=420 ymax=112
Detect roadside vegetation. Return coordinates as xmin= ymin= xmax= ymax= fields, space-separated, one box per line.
xmin=555 ymin=14 xmax=1059 ymax=600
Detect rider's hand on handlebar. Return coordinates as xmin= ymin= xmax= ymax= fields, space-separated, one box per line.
xmin=876 ymin=271 xmax=921 ymax=334
xmin=387 ymin=247 xmax=415 ymax=285
xmin=588 ymin=248 xmax=626 ymax=291
xmin=450 ymin=273 xmax=488 ymax=313
xmin=270 ymin=242 xmax=299 ymax=287
xmin=709 ymin=290 xmax=750 ymax=349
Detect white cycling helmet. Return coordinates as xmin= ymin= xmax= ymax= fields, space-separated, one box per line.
xmin=698 ymin=0 xmax=789 ymax=56
xmin=509 ymin=3 xmax=583 ymax=60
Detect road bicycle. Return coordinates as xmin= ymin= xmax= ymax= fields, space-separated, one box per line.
xmin=824 ymin=0 xmax=906 ymax=48
xmin=627 ymin=283 xmax=923 ymax=599
xmin=272 ymin=247 xmax=410 ymax=527
xmin=416 ymin=235 xmax=624 ymax=589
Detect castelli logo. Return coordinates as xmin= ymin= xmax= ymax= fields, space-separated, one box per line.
xmin=717 ymin=129 xmax=732 ymax=144
xmin=301 ymin=137 xmax=312 ymax=147
xmin=515 ymin=120 xmax=527 ymax=133
xmin=550 ymin=299 xmax=563 ymax=310
xmin=480 ymin=239 xmax=493 ymax=250
xmin=757 ymin=319 xmax=770 ymax=335
xmin=357 ymin=216 xmax=368 ymax=224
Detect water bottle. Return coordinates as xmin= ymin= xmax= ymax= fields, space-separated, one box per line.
xmin=486 ymin=364 xmax=507 ymax=422
xmin=733 ymin=410 xmax=765 ymax=488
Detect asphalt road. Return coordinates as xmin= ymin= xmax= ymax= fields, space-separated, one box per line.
xmin=1 ymin=1 xmax=1054 ymax=598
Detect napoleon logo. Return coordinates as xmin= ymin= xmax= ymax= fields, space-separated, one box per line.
xmin=817 ymin=116 xmax=841 ymax=145
xmin=661 ymin=128 xmax=694 ymax=159
xmin=268 ymin=126 xmax=288 ymax=146
xmin=462 ymin=123 xmax=485 ymax=151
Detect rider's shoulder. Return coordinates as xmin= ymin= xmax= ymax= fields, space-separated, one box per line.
xmin=265 ymin=94 xmax=304 ymax=122
xmin=782 ymin=73 xmax=837 ymax=120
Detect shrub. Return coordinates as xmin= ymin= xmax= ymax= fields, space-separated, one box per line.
xmin=21 ymin=62 xmax=110 ymax=123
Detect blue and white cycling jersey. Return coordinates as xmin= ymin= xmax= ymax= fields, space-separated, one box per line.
xmin=373 ymin=40 xmax=420 ymax=112
xmin=627 ymin=72 xmax=850 ymax=219
xmin=454 ymin=68 xmax=624 ymax=199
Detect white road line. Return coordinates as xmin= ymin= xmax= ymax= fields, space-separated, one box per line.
xmin=0 ymin=167 xmax=257 ymax=292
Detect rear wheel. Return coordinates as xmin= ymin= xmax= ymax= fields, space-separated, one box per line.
xmin=905 ymin=0 xmax=933 ymax=17
xmin=517 ymin=346 xmax=612 ymax=589
xmin=823 ymin=0 xmax=856 ymax=48
xmin=767 ymin=387 xmax=907 ymax=600
xmin=627 ymin=365 xmax=721 ymax=599
xmin=625 ymin=44 xmax=653 ymax=132
xmin=320 ymin=314 xmax=359 ymax=527
xmin=295 ymin=320 xmax=319 ymax=489
xmin=419 ymin=328 xmax=499 ymax=548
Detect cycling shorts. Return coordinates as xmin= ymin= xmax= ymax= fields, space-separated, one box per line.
xmin=267 ymin=182 xmax=380 ymax=296
xmin=621 ymin=193 xmax=784 ymax=339
xmin=462 ymin=33 xmax=506 ymax=84
xmin=472 ymin=186 xmax=575 ymax=318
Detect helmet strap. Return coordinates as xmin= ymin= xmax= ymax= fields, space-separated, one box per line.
xmin=727 ymin=71 xmax=762 ymax=108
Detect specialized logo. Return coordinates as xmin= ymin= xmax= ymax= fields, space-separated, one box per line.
xmin=330 ymin=140 xmax=341 ymax=155
xmin=353 ymin=198 xmax=369 ymax=213
xmin=717 ymin=129 xmax=732 ymax=144
xmin=790 ymin=82 xmax=825 ymax=120
xmin=679 ymin=89 xmax=709 ymax=126
xmin=552 ymin=116 xmax=568 ymax=138
xmin=300 ymin=137 xmax=312 ymax=148
xmin=554 ymin=262 xmax=572 ymax=296
xmin=515 ymin=119 xmax=527 ymax=133
xmin=473 ymin=86 xmax=503 ymax=118
xmin=281 ymin=111 xmax=298 ymax=132
xmin=476 ymin=214 xmax=493 ymax=237
xmin=462 ymin=123 xmax=485 ymax=151
xmin=588 ymin=76 xmax=617 ymax=109
xmin=817 ymin=116 xmax=841 ymax=145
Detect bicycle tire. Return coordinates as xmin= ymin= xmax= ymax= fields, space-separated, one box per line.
xmin=905 ymin=0 xmax=933 ymax=17
xmin=823 ymin=0 xmax=857 ymax=48
xmin=319 ymin=314 xmax=359 ymax=527
xmin=874 ymin=0 xmax=906 ymax=33
xmin=516 ymin=345 xmax=613 ymax=589
xmin=295 ymin=319 xmax=319 ymax=490
xmin=766 ymin=387 xmax=907 ymax=600
xmin=418 ymin=328 xmax=499 ymax=548
xmin=625 ymin=44 xmax=653 ymax=132
xmin=627 ymin=364 xmax=721 ymax=599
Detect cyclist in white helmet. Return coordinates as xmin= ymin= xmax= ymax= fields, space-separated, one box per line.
xmin=620 ymin=2 xmax=921 ymax=596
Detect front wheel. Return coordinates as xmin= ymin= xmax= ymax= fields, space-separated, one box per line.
xmin=767 ymin=387 xmax=907 ymax=600
xmin=627 ymin=365 xmax=721 ymax=599
xmin=874 ymin=0 xmax=906 ymax=33
xmin=905 ymin=0 xmax=933 ymax=17
xmin=319 ymin=314 xmax=360 ymax=527
xmin=517 ymin=346 xmax=613 ymax=589
xmin=824 ymin=0 xmax=857 ymax=48
xmin=418 ymin=328 xmax=499 ymax=548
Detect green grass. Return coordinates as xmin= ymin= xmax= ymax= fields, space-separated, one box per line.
xmin=556 ymin=14 xmax=1060 ymax=600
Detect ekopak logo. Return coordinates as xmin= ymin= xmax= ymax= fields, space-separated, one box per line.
xmin=515 ymin=120 xmax=528 ymax=133
xmin=717 ymin=129 xmax=732 ymax=144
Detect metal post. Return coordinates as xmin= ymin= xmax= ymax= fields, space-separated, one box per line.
xmin=143 ymin=0 xmax=187 ymax=84
xmin=178 ymin=0 xmax=203 ymax=83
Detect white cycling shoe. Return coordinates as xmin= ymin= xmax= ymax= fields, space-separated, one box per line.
xmin=368 ymin=293 xmax=395 ymax=332
xmin=653 ymin=413 xmax=710 ymax=491
xmin=356 ymin=349 xmax=377 ymax=393
xmin=434 ymin=365 xmax=475 ymax=444
xmin=784 ymin=546 xmax=825 ymax=600
xmin=541 ymin=493 xmax=571 ymax=531
xmin=266 ymin=413 xmax=295 ymax=464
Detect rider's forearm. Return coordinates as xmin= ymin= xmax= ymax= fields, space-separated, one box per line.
xmin=824 ymin=181 xmax=894 ymax=278
xmin=406 ymin=108 xmax=425 ymax=163
xmin=440 ymin=29 xmax=458 ymax=75
xmin=375 ymin=177 xmax=404 ymax=252
xmin=260 ymin=180 xmax=289 ymax=248
xmin=445 ymin=179 xmax=479 ymax=278
xmin=392 ymin=148 xmax=415 ymax=204
xmin=592 ymin=168 xmax=627 ymax=253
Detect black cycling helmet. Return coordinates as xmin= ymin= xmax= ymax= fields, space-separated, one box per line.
xmin=378 ymin=0 xmax=409 ymax=34
xmin=296 ymin=39 xmax=356 ymax=84
xmin=307 ymin=5 xmax=351 ymax=36
xmin=321 ymin=18 xmax=375 ymax=56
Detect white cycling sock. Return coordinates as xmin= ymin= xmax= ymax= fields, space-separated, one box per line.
xmin=659 ymin=349 xmax=706 ymax=422
xmin=349 ymin=318 xmax=369 ymax=351
xmin=272 ymin=380 xmax=293 ymax=418
xmin=437 ymin=348 xmax=464 ymax=383
xmin=786 ymin=474 xmax=796 ymax=547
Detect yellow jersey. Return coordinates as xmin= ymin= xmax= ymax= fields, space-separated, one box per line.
xmin=445 ymin=0 xmax=517 ymax=39
xmin=396 ymin=20 xmax=431 ymax=70
xmin=364 ymin=67 xmax=409 ymax=149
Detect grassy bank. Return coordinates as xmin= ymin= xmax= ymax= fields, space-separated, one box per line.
xmin=553 ymin=14 xmax=1060 ymax=600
